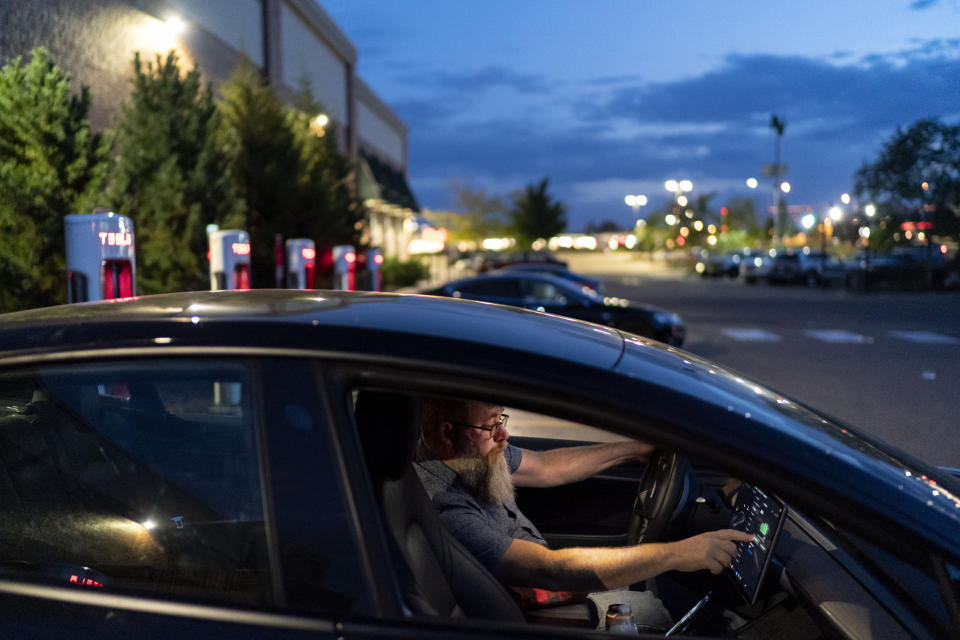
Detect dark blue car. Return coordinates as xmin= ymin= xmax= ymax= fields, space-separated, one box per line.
xmin=422 ymin=271 xmax=685 ymax=347
xmin=0 ymin=290 xmax=956 ymax=638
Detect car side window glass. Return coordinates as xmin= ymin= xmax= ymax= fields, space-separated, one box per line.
xmin=0 ymin=361 xmax=270 ymax=605
xmin=521 ymin=280 xmax=564 ymax=303
xmin=458 ymin=279 xmax=522 ymax=299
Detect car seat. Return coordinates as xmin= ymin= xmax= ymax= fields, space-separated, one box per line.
xmin=354 ymin=389 xmax=525 ymax=622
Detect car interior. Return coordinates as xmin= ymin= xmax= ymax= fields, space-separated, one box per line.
xmin=351 ymin=386 xmax=955 ymax=638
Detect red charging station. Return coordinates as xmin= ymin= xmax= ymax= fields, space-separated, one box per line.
xmin=367 ymin=248 xmax=384 ymax=291
xmin=332 ymin=244 xmax=356 ymax=291
xmin=64 ymin=211 xmax=136 ymax=303
xmin=209 ymin=230 xmax=252 ymax=290
xmin=285 ymin=238 xmax=316 ymax=289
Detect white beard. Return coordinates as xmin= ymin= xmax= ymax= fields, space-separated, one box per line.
xmin=446 ymin=446 xmax=515 ymax=505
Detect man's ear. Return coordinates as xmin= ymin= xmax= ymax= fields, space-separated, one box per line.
xmin=433 ymin=421 xmax=457 ymax=459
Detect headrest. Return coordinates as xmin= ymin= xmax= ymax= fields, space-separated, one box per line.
xmin=355 ymin=389 xmax=418 ymax=481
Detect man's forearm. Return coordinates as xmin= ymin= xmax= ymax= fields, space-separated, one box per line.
xmin=497 ymin=538 xmax=677 ymax=592
xmin=496 ymin=530 xmax=747 ymax=592
xmin=525 ymin=441 xmax=653 ymax=487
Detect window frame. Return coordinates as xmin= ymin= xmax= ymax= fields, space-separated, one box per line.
xmin=0 ymin=351 xmax=392 ymax=622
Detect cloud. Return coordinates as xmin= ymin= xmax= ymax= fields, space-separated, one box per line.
xmin=402 ymin=39 xmax=960 ymax=228
xmin=398 ymin=65 xmax=553 ymax=96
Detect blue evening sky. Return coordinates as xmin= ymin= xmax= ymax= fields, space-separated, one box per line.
xmin=322 ymin=0 xmax=960 ymax=230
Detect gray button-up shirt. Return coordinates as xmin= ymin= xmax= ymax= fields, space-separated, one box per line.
xmin=414 ymin=443 xmax=547 ymax=572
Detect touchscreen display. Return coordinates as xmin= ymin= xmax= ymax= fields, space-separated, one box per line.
xmin=726 ymin=483 xmax=785 ymax=605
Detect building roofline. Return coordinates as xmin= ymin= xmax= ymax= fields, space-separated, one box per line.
xmin=356 ymin=76 xmax=407 ymax=135
xmin=285 ymin=0 xmax=357 ymax=65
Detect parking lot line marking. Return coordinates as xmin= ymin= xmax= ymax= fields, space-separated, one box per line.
xmin=804 ymin=330 xmax=874 ymax=344
xmin=888 ymin=331 xmax=960 ymax=345
xmin=721 ymin=328 xmax=782 ymax=342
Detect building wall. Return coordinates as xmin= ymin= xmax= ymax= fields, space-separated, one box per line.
xmin=279 ymin=1 xmax=348 ymax=125
xmin=356 ymin=81 xmax=407 ymax=171
xmin=165 ymin=0 xmax=263 ymax=67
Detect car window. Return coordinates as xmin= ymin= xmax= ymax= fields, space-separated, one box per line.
xmin=519 ymin=279 xmax=566 ymax=304
xmin=0 ymin=360 xmax=270 ymax=605
xmin=0 ymin=358 xmax=373 ymax=615
xmin=456 ymin=278 xmax=523 ymax=299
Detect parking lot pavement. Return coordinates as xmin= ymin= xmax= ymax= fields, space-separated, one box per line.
xmin=562 ymin=252 xmax=687 ymax=278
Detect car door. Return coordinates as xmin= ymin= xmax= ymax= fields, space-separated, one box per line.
xmin=0 ymin=356 xmax=391 ymax=637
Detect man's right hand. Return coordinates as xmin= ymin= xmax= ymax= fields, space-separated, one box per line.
xmin=670 ymin=529 xmax=755 ymax=574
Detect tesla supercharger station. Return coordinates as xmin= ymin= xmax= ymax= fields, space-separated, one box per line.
xmin=285 ymin=239 xmax=316 ymax=289
xmin=367 ymin=248 xmax=384 ymax=291
xmin=332 ymin=244 xmax=356 ymax=291
xmin=209 ymin=230 xmax=252 ymax=290
xmin=64 ymin=212 xmax=136 ymax=303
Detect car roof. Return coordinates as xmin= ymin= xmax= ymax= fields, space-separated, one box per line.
xmin=447 ymin=270 xmax=576 ymax=286
xmin=0 ymin=290 xmax=624 ymax=370
xmin=1 ymin=290 xmax=958 ymax=555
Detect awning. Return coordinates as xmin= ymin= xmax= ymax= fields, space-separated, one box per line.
xmin=358 ymin=149 xmax=419 ymax=212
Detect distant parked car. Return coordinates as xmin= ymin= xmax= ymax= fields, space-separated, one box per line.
xmin=498 ymin=262 xmax=603 ymax=293
xmin=421 ymin=271 xmax=685 ymax=346
xmin=739 ymin=251 xmax=774 ymax=284
xmin=475 ymin=250 xmax=567 ymax=272
xmin=845 ymin=244 xmax=949 ymax=290
xmin=696 ymin=249 xmax=752 ymax=278
xmin=768 ymin=249 xmax=847 ymax=286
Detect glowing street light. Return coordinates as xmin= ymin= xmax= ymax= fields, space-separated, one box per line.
xmin=165 ymin=14 xmax=187 ymax=36
xmin=676 ymin=194 xmax=688 ymax=207
xmin=746 ymin=177 xmax=759 ymax=189
xmin=664 ymin=179 xmax=678 ymax=192
xmin=678 ymin=179 xmax=693 ymax=192
xmin=828 ymin=206 xmax=843 ymax=222
xmin=840 ymin=193 xmax=851 ymax=205
xmin=780 ymin=181 xmax=791 ymax=194
xmin=801 ymin=213 xmax=816 ymax=230
xmin=310 ymin=113 xmax=329 ymax=137
xmin=864 ymin=203 xmax=876 ymax=217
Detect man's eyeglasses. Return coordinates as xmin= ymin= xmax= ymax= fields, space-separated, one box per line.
xmin=449 ymin=413 xmax=509 ymax=437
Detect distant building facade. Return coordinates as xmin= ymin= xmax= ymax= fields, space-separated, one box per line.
xmin=0 ymin=0 xmax=417 ymax=258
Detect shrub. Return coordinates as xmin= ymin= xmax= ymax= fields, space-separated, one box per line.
xmin=381 ymin=257 xmax=428 ymax=290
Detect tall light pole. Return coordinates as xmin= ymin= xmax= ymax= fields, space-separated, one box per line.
xmin=769 ymin=115 xmax=787 ymax=242
xmin=863 ymin=203 xmax=876 ymax=280
xmin=624 ymin=194 xmax=647 ymax=228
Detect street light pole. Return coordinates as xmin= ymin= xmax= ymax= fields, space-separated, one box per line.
xmin=863 ymin=203 xmax=876 ymax=287
xmin=624 ymin=194 xmax=647 ymax=228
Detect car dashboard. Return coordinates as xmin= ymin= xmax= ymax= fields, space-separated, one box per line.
xmin=510 ymin=434 xmax=937 ymax=639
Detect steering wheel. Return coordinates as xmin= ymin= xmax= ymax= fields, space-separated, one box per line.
xmin=628 ymin=450 xmax=691 ymax=544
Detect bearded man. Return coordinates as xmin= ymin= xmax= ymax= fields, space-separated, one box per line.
xmin=414 ymin=396 xmax=751 ymax=631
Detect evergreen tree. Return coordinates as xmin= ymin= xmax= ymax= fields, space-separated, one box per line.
xmin=509 ymin=178 xmax=567 ymax=249
xmin=218 ymin=59 xmax=302 ymax=286
xmin=286 ymin=84 xmax=361 ymax=248
xmin=0 ymin=48 xmax=109 ymax=311
xmin=105 ymin=51 xmax=244 ymax=294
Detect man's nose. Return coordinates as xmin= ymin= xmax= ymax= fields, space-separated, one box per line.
xmin=494 ymin=424 xmax=509 ymax=442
